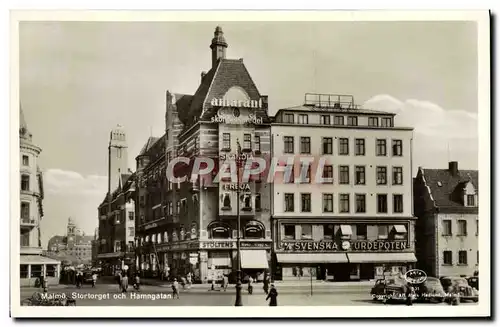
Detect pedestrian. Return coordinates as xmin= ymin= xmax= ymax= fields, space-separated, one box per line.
xmin=263 ymin=274 xmax=269 ymax=295
xmin=134 ymin=273 xmax=141 ymax=291
xmin=75 ymin=272 xmax=82 ymax=289
xmin=42 ymin=275 xmax=48 ymax=293
xmin=210 ymin=277 xmax=216 ymax=291
xmin=223 ymin=274 xmax=229 ymax=292
xmin=91 ymin=272 xmax=97 ymax=288
xmin=186 ymin=272 xmax=192 ymax=289
xmin=172 ymin=278 xmax=180 ymax=299
xmin=120 ymin=270 xmax=129 ymax=293
xmin=405 ymin=283 xmax=414 ymax=306
xmin=247 ymin=275 xmax=254 ymax=294
xmin=266 ymin=284 xmax=278 ymax=306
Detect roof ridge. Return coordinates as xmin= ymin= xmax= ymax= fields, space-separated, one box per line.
xmin=201 ymin=59 xmax=223 ymax=114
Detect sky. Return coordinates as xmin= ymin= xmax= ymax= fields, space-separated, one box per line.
xmin=18 ymin=21 xmax=478 ymax=247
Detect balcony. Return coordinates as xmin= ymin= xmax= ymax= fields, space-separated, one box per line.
xmin=20 ymin=217 xmax=36 ymax=229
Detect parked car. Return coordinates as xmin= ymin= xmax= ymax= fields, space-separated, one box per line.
xmin=467 ymin=276 xmax=479 ymax=291
xmin=415 ymin=277 xmax=446 ymax=303
xmin=440 ymin=276 xmax=479 ymax=303
xmin=371 ymin=277 xmax=409 ymax=303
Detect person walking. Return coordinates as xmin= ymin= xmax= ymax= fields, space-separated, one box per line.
xmin=266 ymin=284 xmax=278 ymax=306
xmin=172 ymin=278 xmax=180 ymax=299
xmin=91 ymin=272 xmax=97 ymax=288
xmin=263 ymin=274 xmax=269 ymax=295
xmin=405 ymin=283 xmax=414 ymax=306
xmin=247 ymin=275 xmax=254 ymax=295
xmin=134 ymin=273 xmax=141 ymax=291
xmin=120 ymin=269 xmax=129 ymax=293
xmin=186 ymin=272 xmax=192 ymax=289
xmin=223 ymin=274 xmax=229 ymax=292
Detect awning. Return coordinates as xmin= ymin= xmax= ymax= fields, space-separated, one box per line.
xmin=393 ymin=225 xmax=407 ymax=233
xmin=240 ymin=250 xmax=269 ymax=269
xmin=20 ymin=255 xmax=61 ymax=265
xmin=348 ymin=252 xmax=417 ymax=263
xmin=340 ymin=225 xmax=353 ymax=235
xmin=276 ymin=253 xmax=348 ymax=264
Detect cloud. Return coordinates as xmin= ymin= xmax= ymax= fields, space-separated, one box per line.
xmin=364 ymin=94 xmax=478 ymax=140
xmin=44 ymin=169 xmax=107 ymax=196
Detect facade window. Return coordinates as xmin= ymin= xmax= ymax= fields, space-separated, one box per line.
xmin=301 ymin=193 xmax=311 ymax=212
xmin=284 ymin=225 xmax=295 ymax=240
xmin=128 ymin=212 xmax=134 ymax=220
xmin=355 ymin=138 xmax=365 ymax=156
xmin=339 ymin=166 xmax=350 ymax=184
xmin=300 ymin=137 xmax=311 ymax=154
xmin=245 ymin=221 xmax=265 ymax=239
xmin=368 ymin=117 xmax=379 ymax=127
xmin=443 ymin=251 xmax=452 ymax=265
xmin=322 ymin=165 xmax=334 ymax=183
xmin=176 ymin=201 xmax=181 ymax=214
xmin=339 ymin=138 xmax=349 ymax=155
xmin=255 ymin=136 xmax=261 ymax=152
xmin=378 ymin=225 xmax=389 ymax=240
xmin=20 ymin=265 xmax=29 ymax=278
xmin=377 ymin=194 xmax=388 ymax=213
xmin=376 ymin=139 xmax=387 ymax=156
xmin=222 ymin=194 xmax=231 ymax=209
xmin=283 ymin=113 xmax=294 ymax=123
xmin=393 ymin=194 xmax=404 ymax=213
xmin=168 ymin=202 xmax=173 ymax=215
xmin=117 ymin=148 xmax=122 ymax=158
xmin=355 ymin=194 xmax=366 ymax=213
xmin=322 ymin=137 xmax=333 ymax=155
xmin=320 ymin=115 xmax=331 ymax=125
xmin=339 ymin=194 xmax=350 ymax=213
xmin=356 ymin=224 xmax=367 ymax=240
xmin=476 ymin=220 xmax=479 ymax=235
xmin=243 ymin=194 xmax=252 ymax=209
xmin=284 ymin=136 xmax=294 ymax=154
xmin=381 ymin=117 xmax=393 ymax=127
xmin=333 ymin=116 xmax=344 ymax=125
xmin=392 ymin=140 xmax=403 ymax=156
xmin=442 ymin=220 xmax=452 ymax=236
xmin=458 ymin=220 xmax=467 ymax=236
xmin=347 ymin=116 xmax=358 ymax=126
xmin=300 ymin=164 xmax=311 ymax=183
xmin=355 ymin=166 xmax=365 ymax=185
xmin=323 ymin=194 xmax=334 ymax=213
xmin=31 ymin=265 xmax=42 ymax=278
xmin=255 ymin=194 xmax=261 ymax=211
xmin=392 ymin=167 xmax=403 ymax=185
xmin=467 ymin=195 xmax=476 ymax=207
xmin=285 ymin=165 xmax=295 ymax=184
xmin=21 ymin=232 xmax=30 ymax=246
xmin=301 ymin=225 xmax=312 ymax=240
xmin=128 ymin=227 xmax=134 ymax=237
xmin=222 ymin=133 xmax=231 ymax=150
xmin=284 ymin=193 xmax=294 ymax=212
xmin=22 ymin=155 xmax=29 ymax=166
xmin=21 ymin=175 xmax=30 ymax=191
xmin=21 ymin=202 xmax=30 ymax=221
xmin=243 ymin=134 xmax=251 ymax=150
xmin=298 ymin=114 xmax=308 ymax=124
xmin=323 ymin=224 xmax=335 ymax=240
xmin=376 ymin=166 xmax=387 ymax=185
xmin=458 ymin=251 xmax=468 ymax=265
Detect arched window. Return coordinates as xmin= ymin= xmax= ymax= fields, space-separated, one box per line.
xmin=208 ymin=221 xmax=232 ymax=239
xmin=222 ymin=194 xmax=231 ymax=209
xmin=190 ymin=222 xmax=198 ymax=239
xmin=244 ymin=220 xmax=265 ymax=239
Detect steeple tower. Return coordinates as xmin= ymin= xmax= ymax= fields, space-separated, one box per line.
xmin=108 ymin=124 xmax=129 ymax=194
xmin=210 ymin=26 xmax=228 ymax=69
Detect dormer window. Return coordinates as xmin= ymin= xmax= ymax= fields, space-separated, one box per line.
xmin=463 ymin=181 xmax=478 ymax=207
xmin=467 ymin=195 xmax=476 ymax=207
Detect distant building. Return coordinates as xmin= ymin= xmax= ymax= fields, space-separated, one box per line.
xmin=46 ymin=217 xmax=93 ymax=264
xmin=91 ymin=228 xmax=99 ymax=267
xmin=97 ymin=125 xmax=136 ymax=275
xmin=19 ymin=106 xmax=60 ymax=286
xmin=414 ymin=161 xmax=479 ymax=277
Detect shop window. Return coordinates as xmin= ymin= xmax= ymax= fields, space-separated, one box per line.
xmin=458 ymin=251 xmax=468 ymax=265
xmin=208 ymin=252 xmax=232 ymax=269
xmin=244 ymin=221 xmax=265 ymax=239
xmin=338 ymin=138 xmax=349 ymax=155
xmin=391 ymin=225 xmax=407 ymax=240
xmin=45 ymin=264 xmax=57 ymax=277
xmin=340 ymin=225 xmax=353 ymax=240
xmin=378 ymin=225 xmax=389 ymax=240
xmin=301 ymin=225 xmax=312 ymax=240
xmin=20 ymin=264 xmax=28 ymax=278
xmin=284 ymin=193 xmax=294 ymax=212
xmin=284 ymin=225 xmax=295 ymax=240
xmin=356 ymin=224 xmax=367 ymax=240
xmin=209 ymin=222 xmax=231 ymax=239
xmin=322 ymin=137 xmax=333 ymax=155
xmin=301 ymin=193 xmax=311 ymax=212
xmin=323 ymin=194 xmax=334 ymax=213
xmin=21 ymin=175 xmax=30 ymax=191
xmin=442 ymin=220 xmax=452 ymax=236
xmin=322 ymin=224 xmax=335 ymax=240
xmin=300 ymin=137 xmax=311 ymax=154
xmin=31 ymin=265 xmax=42 ymax=278
xmin=255 ymin=194 xmax=261 ymax=211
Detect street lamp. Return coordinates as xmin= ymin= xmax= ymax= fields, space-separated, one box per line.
xmin=235 ymin=139 xmax=243 ymax=306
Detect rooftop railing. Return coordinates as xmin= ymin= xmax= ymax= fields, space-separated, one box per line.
xmin=304 ymin=93 xmax=362 ymax=110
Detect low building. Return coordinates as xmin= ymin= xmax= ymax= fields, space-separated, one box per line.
xmin=19 ymin=106 xmax=61 ymax=286
xmin=414 ymin=161 xmax=479 ymax=277
xmin=46 ymin=217 xmax=93 ymax=265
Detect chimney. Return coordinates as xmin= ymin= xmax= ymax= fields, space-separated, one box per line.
xmin=448 ymin=161 xmax=459 ymax=176
xmin=201 ymin=71 xmax=206 ymax=83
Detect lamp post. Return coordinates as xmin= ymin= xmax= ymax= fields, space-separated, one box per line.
xmin=234 ymin=139 xmax=243 ymax=306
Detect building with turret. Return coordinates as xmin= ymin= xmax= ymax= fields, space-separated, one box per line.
xmin=97 ymin=125 xmax=136 ymax=275
xmin=19 ymin=106 xmax=61 ymax=286
xmin=46 ymin=217 xmax=93 ymax=265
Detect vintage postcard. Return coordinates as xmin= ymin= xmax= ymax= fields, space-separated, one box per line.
xmin=10 ymin=10 xmax=490 ymax=318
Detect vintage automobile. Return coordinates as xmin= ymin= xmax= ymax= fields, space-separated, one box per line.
xmin=467 ymin=276 xmax=479 ymax=291
xmin=415 ymin=277 xmax=446 ymax=303
xmin=370 ymin=277 xmax=410 ymax=303
xmin=440 ymin=276 xmax=479 ymax=303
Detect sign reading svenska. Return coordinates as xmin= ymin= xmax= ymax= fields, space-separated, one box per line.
xmin=280 ymin=240 xmax=408 ymax=252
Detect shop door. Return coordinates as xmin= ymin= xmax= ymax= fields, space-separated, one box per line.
xmin=360 ymin=263 xmax=375 ymax=280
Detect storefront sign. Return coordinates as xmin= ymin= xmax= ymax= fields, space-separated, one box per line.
xmin=222 ymin=183 xmax=251 ymax=191
xmin=144 ymin=223 xmax=158 ymax=230
xmin=280 ymin=240 xmax=408 ymax=252
xmin=241 ymin=241 xmax=269 ymax=248
xmin=211 ymin=98 xmax=262 ymax=108
xmin=219 ymin=153 xmax=254 ymax=161
xmin=211 ymin=113 xmax=263 ymax=124
xmin=199 ymin=240 xmax=270 ymax=250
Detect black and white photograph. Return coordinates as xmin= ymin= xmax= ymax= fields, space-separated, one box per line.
xmin=10 ymin=10 xmax=490 ymax=318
